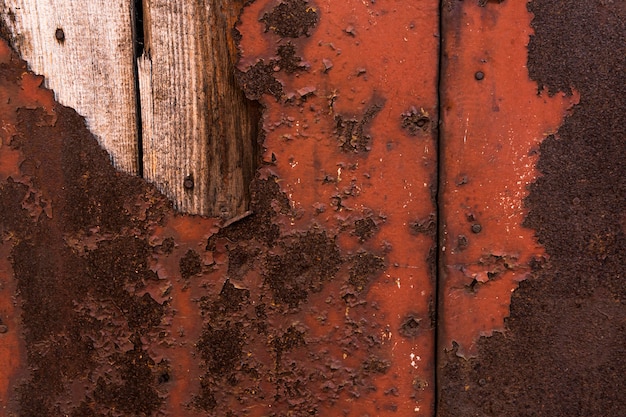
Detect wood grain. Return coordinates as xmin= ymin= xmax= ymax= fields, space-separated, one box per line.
xmin=0 ymin=0 xmax=139 ymax=174
xmin=140 ymin=0 xmax=258 ymax=216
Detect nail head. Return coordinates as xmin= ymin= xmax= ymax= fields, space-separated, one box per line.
xmin=55 ymin=28 xmax=65 ymax=42
xmin=183 ymin=176 xmax=194 ymax=190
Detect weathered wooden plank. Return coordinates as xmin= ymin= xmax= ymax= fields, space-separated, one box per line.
xmin=0 ymin=0 xmax=139 ymax=174
xmin=140 ymin=0 xmax=257 ymax=216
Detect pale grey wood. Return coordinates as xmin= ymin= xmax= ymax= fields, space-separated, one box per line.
xmin=140 ymin=0 xmax=257 ymax=216
xmin=0 ymin=0 xmax=139 ymax=174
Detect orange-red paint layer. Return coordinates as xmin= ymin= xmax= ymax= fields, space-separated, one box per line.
xmin=149 ymin=215 xmax=219 ymax=416
xmin=239 ymin=0 xmax=440 ymax=414
xmin=439 ymin=0 xmax=579 ymax=357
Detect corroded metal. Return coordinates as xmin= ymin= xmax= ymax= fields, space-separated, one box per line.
xmin=0 ymin=0 xmax=440 ymax=415
xmin=438 ymin=0 xmax=578 ymax=357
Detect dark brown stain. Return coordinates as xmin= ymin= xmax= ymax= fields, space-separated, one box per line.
xmin=263 ymin=230 xmax=342 ymax=307
xmin=236 ymin=59 xmax=284 ymax=100
xmin=5 ymin=100 xmax=169 ymax=416
xmin=179 ymin=249 xmax=203 ymax=279
xmin=260 ymin=0 xmax=319 ymax=38
xmin=438 ymin=0 xmax=626 ymax=415
xmin=348 ymin=251 xmax=386 ymax=293
xmin=334 ymin=103 xmax=384 ymax=153
xmin=276 ymin=42 xmax=308 ymax=74
xmin=401 ymin=107 xmax=432 ymax=136
xmin=353 ymin=217 xmax=378 ymax=242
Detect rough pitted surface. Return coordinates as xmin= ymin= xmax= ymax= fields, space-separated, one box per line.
xmin=8 ymin=104 xmax=168 ymax=416
xmin=334 ymin=104 xmax=384 ymax=153
xmin=264 ymin=230 xmax=342 ymax=307
xmin=260 ymin=0 xmax=319 ymax=38
xmin=236 ymin=60 xmax=283 ymax=100
xmin=276 ymin=43 xmax=307 ymax=73
xmin=438 ymin=1 xmax=626 ymax=415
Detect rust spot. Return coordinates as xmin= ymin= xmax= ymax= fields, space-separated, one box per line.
xmin=237 ymin=60 xmax=283 ymax=100
xmin=198 ymin=322 xmax=245 ymax=374
xmin=179 ymin=249 xmax=202 ymax=279
xmin=264 ymin=230 xmax=341 ymax=308
xmin=348 ymin=251 xmax=385 ymax=293
xmin=362 ymin=356 xmax=391 ymax=374
xmin=261 ymin=0 xmax=319 ymax=38
xmin=401 ymin=107 xmax=432 ymax=136
xmin=353 ymin=217 xmax=378 ymax=242
xmin=334 ymin=103 xmax=384 ymax=153
xmin=276 ymin=42 xmax=308 ymax=73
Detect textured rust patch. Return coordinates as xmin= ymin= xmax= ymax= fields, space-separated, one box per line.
xmin=236 ymin=59 xmax=283 ymax=100
xmin=334 ymin=103 xmax=384 ymax=153
xmin=438 ymin=0 xmax=626 ymax=415
xmin=260 ymin=0 xmax=319 ymax=38
xmin=264 ymin=230 xmax=341 ymax=307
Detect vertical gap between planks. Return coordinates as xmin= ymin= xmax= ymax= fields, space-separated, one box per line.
xmin=133 ymin=0 xmax=145 ymax=177
xmin=434 ymin=0 xmax=445 ymax=414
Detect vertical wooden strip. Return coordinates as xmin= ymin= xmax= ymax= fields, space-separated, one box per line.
xmin=0 ymin=0 xmax=139 ymax=174
xmin=140 ymin=0 xmax=257 ymax=216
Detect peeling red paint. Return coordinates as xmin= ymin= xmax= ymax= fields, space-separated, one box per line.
xmin=438 ymin=0 xmax=579 ymax=357
xmin=149 ymin=215 xmax=219 ymax=416
xmin=238 ymin=0 xmax=440 ymax=414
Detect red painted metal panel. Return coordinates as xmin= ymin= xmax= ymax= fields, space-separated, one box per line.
xmin=438 ymin=0 xmax=578 ymax=357
xmin=236 ymin=1 xmax=441 ymax=414
xmin=437 ymin=0 xmax=626 ymax=415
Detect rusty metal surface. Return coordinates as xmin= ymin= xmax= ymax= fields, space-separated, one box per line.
xmin=2 ymin=0 xmax=623 ymax=416
xmin=438 ymin=0 xmax=579 ymax=357
xmin=438 ymin=0 xmax=626 ymax=415
xmin=0 ymin=0 xmax=440 ymax=415
xmin=236 ymin=0 xmax=441 ymax=414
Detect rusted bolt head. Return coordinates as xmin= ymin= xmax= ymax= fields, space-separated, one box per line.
xmin=183 ymin=175 xmax=194 ymax=190
xmin=471 ymin=223 xmax=482 ymax=233
xmin=474 ymin=71 xmax=485 ymax=80
xmin=55 ymin=28 xmax=65 ymax=42
xmin=0 ymin=324 xmax=8 ymax=333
